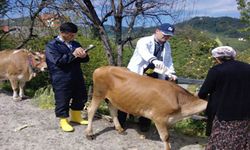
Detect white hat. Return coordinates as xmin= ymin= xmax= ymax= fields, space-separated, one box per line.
xmin=211 ymin=46 xmax=236 ymax=58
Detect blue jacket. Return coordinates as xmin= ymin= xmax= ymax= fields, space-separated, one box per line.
xmin=45 ymin=37 xmax=89 ymax=91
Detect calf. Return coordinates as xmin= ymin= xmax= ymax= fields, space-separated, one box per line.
xmin=85 ymin=66 xmax=207 ymax=150
xmin=0 ymin=49 xmax=47 ymax=100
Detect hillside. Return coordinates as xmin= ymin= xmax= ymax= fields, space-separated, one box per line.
xmin=176 ymin=16 xmax=249 ymax=38
xmin=104 ymin=16 xmax=249 ymax=51
xmin=175 ymin=16 xmax=250 ymax=51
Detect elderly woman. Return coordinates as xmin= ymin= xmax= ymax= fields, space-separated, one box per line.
xmin=198 ymin=46 xmax=250 ymax=150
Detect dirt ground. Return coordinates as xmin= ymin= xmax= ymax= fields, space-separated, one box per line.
xmin=0 ymin=89 xmax=207 ymax=150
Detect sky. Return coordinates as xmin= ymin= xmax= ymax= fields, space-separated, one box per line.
xmin=190 ymin=0 xmax=240 ymax=18
xmin=3 ymin=0 xmax=241 ymax=26
xmin=136 ymin=0 xmax=241 ymax=25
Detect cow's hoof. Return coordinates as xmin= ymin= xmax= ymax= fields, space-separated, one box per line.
xmin=117 ymin=127 xmax=127 ymax=135
xmin=116 ymin=127 xmax=125 ymax=133
xmin=139 ymin=134 xmax=146 ymax=139
xmin=119 ymin=131 xmax=127 ymax=135
xmin=86 ymin=135 xmax=95 ymax=140
xmin=20 ymin=95 xmax=29 ymax=100
xmin=13 ymin=97 xmax=22 ymax=101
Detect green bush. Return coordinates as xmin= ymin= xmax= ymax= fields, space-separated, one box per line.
xmin=32 ymin=85 xmax=55 ymax=109
xmin=0 ymin=36 xmax=18 ymax=50
xmin=26 ymin=36 xmax=54 ymax=51
xmin=25 ymin=72 xmax=50 ymax=97
xmin=173 ymin=118 xmax=207 ymax=137
xmin=77 ymin=36 xmax=109 ymax=87
xmin=237 ymin=48 xmax=250 ymax=63
xmin=171 ymin=32 xmax=218 ymax=79
xmin=0 ymin=81 xmax=12 ymax=92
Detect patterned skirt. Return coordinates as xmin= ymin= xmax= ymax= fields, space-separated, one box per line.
xmin=205 ymin=116 xmax=249 ymax=150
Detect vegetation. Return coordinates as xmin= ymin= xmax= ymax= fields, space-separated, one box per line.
xmin=32 ymin=85 xmax=54 ymax=109
xmin=176 ymin=16 xmax=250 ymax=51
xmin=237 ymin=0 xmax=250 ymax=39
xmin=0 ymin=0 xmax=9 ymax=17
xmin=176 ymin=16 xmax=249 ymax=38
xmin=174 ymin=118 xmax=207 ymax=137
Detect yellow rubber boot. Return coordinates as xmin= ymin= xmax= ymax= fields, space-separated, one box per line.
xmin=70 ymin=110 xmax=88 ymax=125
xmin=60 ymin=118 xmax=74 ymax=132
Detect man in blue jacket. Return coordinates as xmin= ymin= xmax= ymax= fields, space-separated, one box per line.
xmin=45 ymin=22 xmax=89 ymax=132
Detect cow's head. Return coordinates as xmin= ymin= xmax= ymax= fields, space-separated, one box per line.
xmin=28 ymin=51 xmax=47 ymax=72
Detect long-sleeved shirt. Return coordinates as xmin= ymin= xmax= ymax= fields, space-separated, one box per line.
xmin=198 ymin=60 xmax=250 ymax=121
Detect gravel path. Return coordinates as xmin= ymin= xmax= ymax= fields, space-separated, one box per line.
xmin=0 ymin=89 xmax=207 ymax=150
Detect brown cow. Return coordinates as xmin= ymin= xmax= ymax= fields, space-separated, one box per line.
xmin=85 ymin=66 xmax=207 ymax=150
xmin=0 ymin=49 xmax=47 ymax=100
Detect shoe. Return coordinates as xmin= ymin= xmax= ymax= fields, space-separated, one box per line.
xmin=60 ymin=118 xmax=74 ymax=132
xmin=70 ymin=110 xmax=88 ymax=125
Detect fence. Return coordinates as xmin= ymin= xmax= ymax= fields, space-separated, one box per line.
xmin=177 ymin=77 xmax=204 ymax=85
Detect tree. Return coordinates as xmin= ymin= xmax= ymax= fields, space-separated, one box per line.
xmin=236 ymin=0 xmax=250 ymax=38
xmin=14 ymin=0 xmax=51 ymax=48
xmin=0 ymin=0 xmax=54 ymax=49
xmin=0 ymin=0 xmax=9 ymax=17
xmin=57 ymin=0 xmax=190 ymax=66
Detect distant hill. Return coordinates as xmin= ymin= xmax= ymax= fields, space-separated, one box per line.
xmin=176 ymin=16 xmax=249 ymax=38
xmin=0 ymin=17 xmax=30 ymax=26
xmin=2 ymin=16 xmax=249 ymax=51
xmin=2 ymin=16 xmax=248 ymax=39
xmin=105 ymin=16 xmax=249 ymax=40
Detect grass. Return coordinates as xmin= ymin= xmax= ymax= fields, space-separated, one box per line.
xmin=173 ymin=117 xmax=207 ymax=137
xmin=32 ymin=85 xmax=55 ymax=109
xmin=0 ymin=81 xmax=12 ymax=92
xmin=208 ymin=32 xmax=250 ymax=51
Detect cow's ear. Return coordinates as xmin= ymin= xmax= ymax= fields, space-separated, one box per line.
xmin=40 ymin=50 xmax=45 ymax=53
xmin=30 ymin=51 xmax=36 ymax=56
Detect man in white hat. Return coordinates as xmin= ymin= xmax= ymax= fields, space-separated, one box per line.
xmin=198 ymin=46 xmax=250 ymax=150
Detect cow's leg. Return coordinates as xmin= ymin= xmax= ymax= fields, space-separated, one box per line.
xmin=181 ymin=99 xmax=207 ymax=116
xmin=9 ymin=78 xmax=20 ymax=100
xmin=154 ymin=121 xmax=171 ymax=150
xmin=168 ymin=99 xmax=207 ymax=125
xmin=18 ymin=80 xmax=26 ymax=99
xmin=85 ymin=96 xmax=102 ymax=140
xmin=107 ymin=101 xmax=124 ymax=133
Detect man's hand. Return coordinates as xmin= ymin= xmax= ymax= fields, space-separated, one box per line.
xmin=152 ymin=60 xmax=166 ymax=70
xmin=153 ymin=67 xmax=177 ymax=81
xmin=73 ymin=47 xmax=87 ymax=58
xmin=152 ymin=59 xmax=177 ymax=81
xmin=168 ymin=74 xmax=177 ymax=81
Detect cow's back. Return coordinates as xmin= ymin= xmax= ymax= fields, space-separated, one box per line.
xmin=93 ymin=66 xmax=189 ymax=118
xmin=0 ymin=49 xmax=29 ymax=80
xmin=0 ymin=50 xmax=13 ymax=79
